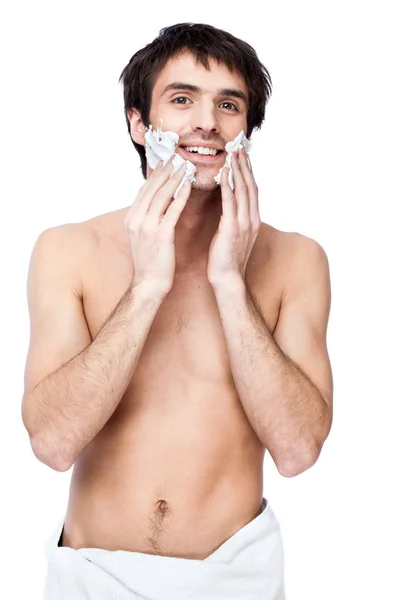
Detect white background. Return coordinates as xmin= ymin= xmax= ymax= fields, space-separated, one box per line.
xmin=1 ymin=1 xmax=399 ymax=598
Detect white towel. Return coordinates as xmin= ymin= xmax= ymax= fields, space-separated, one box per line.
xmin=43 ymin=497 xmax=286 ymax=599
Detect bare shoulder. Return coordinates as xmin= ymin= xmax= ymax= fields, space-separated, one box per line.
xmin=80 ymin=206 xmax=130 ymax=248
xmin=256 ymin=222 xmax=297 ymax=265
xmin=33 ymin=220 xmax=96 ymax=301
xmin=284 ymin=230 xmax=329 ymax=271
xmin=57 ymin=205 xmax=129 ymax=251
xmin=72 ymin=204 xmax=130 ymax=276
xmin=32 ymin=206 xmax=122 ymax=299
xmin=255 ymin=223 xmax=329 ymax=293
xmin=259 ymin=223 xmax=328 ymax=263
xmin=271 ymin=228 xmax=330 ymax=301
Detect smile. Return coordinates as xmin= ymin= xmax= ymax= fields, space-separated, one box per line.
xmin=178 ymin=147 xmax=225 ymax=163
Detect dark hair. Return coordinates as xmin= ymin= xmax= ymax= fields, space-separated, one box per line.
xmin=119 ymin=23 xmax=272 ymax=178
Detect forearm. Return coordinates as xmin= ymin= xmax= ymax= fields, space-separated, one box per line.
xmin=213 ymin=278 xmax=329 ymax=475
xmin=25 ymin=280 xmax=165 ymax=471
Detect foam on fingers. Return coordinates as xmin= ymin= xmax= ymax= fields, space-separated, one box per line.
xmin=144 ymin=120 xmax=196 ymax=196
xmin=214 ymin=130 xmax=252 ymax=190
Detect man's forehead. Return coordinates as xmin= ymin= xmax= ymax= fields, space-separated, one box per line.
xmin=153 ymin=52 xmax=248 ymax=100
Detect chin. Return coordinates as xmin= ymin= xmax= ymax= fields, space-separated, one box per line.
xmin=191 ymin=173 xmax=220 ymax=192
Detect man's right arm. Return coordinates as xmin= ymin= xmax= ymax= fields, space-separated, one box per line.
xmin=21 ymin=226 xmax=166 ymax=472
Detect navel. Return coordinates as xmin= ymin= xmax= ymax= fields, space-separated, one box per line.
xmin=155 ymin=499 xmax=171 ymax=518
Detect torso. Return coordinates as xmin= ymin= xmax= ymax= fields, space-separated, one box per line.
xmin=61 ymin=206 xmax=291 ymax=559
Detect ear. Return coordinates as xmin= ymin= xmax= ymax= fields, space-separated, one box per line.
xmin=127 ymin=108 xmax=147 ymax=146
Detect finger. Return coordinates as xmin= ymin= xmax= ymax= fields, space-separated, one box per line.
xmin=163 ymin=180 xmax=192 ymax=229
xmin=132 ymin=156 xmax=176 ymax=218
xmin=238 ymin=147 xmax=259 ymax=226
xmin=237 ymin=147 xmax=256 ymax=190
xmin=146 ymin=163 xmax=189 ymax=225
xmin=221 ymin=166 xmax=236 ymax=222
xmin=231 ymin=151 xmax=250 ymax=226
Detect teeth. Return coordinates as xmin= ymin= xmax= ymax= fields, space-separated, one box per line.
xmin=184 ymin=146 xmax=218 ymax=156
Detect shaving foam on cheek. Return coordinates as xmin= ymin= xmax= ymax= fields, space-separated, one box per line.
xmin=144 ymin=120 xmax=196 ymax=197
xmin=214 ymin=130 xmax=251 ymax=190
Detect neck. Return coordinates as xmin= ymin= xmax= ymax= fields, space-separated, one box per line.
xmin=174 ymin=187 xmax=222 ymax=271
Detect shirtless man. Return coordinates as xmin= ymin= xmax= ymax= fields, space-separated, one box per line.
xmin=22 ymin=23 xmax=333 ymax=600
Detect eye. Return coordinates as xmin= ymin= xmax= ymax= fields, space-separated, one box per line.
xmin=219 ymin=102 xmax=239 ymax=111
xmin=171 ymin=96 xmax=192 ymax=105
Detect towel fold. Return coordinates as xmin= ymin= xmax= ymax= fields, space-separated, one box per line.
xmin=43 ymin=497 xmax=285 ymax=599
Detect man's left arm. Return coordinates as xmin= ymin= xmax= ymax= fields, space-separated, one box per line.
xmin=212 ymin=235 xmax=333 ymax=478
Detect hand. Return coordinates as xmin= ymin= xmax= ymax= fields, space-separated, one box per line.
xmin=207 ymin=147 xmax=261 ymax=288
xmin=124 ymin=158 xmax=192 ymax=296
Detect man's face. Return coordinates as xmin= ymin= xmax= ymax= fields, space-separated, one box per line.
xmin=148 ymin=51 xmax=249 ymax=191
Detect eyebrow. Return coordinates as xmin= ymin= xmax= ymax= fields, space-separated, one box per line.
xmin=161 ymin=82 xmax=248 ymax=105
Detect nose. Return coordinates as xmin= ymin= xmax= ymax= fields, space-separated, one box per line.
xmin=191 ymin=100 xmax=219 ymax=135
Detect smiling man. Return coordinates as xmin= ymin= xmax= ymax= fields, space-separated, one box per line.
xmin=22 ymin=22 xmax=333 ymax=600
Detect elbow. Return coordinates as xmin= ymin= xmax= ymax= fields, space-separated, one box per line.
xmin=277 ymin=442 xmax=320 ymax=478
xmin=22 ymin=397 xmax=73 ymax=472
xmin=278 ymin=459 xmax=313 ymax=478
xmin=31 ymin=434 xmax=73 ymax=473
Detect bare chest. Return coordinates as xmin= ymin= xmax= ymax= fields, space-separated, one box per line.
xmin=64 ymin=217 xmax=288 ymax=553
xmin=81 ymin=227 xmax=283 ymax=395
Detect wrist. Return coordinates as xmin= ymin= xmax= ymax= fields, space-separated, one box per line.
xmin=210 ymin=274 xmax=246 ymax=296
xmin=130 ymin=279 xmax=169 ymax=303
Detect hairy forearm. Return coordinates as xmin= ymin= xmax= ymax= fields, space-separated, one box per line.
xmin=213 ymin=277 xmax=329 ymax=476
xmin=24 ymin=281 xmax=166 ymax=471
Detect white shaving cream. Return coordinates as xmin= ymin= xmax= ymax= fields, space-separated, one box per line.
xmin=214 ymin=130 xmax=252 ymax=190
xmin=144 ymin=122 xmax=251 ymax=194
xmin=144 ymin=121 xmax=196 ymax=196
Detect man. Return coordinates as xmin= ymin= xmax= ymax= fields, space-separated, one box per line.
xmin=22 ymin=22 xmax=333 ymax=600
